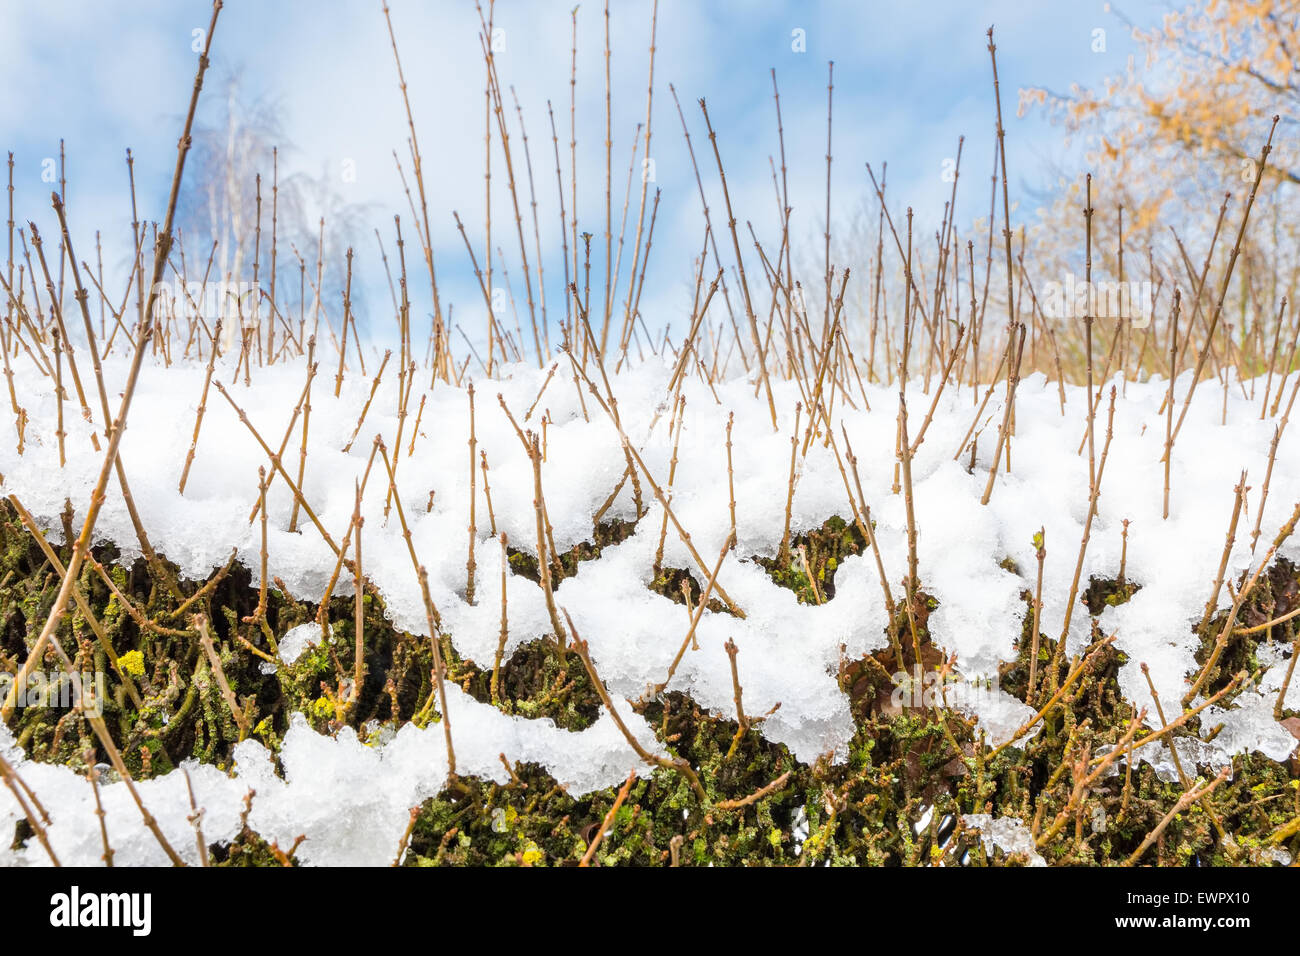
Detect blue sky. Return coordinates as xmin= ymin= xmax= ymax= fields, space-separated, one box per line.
xmin=1 ymin=0 xmax=1167 ymax=349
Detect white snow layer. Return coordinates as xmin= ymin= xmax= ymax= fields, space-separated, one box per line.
xmin=1 ymin=352 xmax=1298 ymax=865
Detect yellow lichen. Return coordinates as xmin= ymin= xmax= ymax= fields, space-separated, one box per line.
xmin=118 ymin=650 xmax=146 ymax=678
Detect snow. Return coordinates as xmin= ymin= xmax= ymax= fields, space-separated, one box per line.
xmin=278 ymin=621 xmax=325 ymax=665
xmin=962 ymin=813 xmax=1048 ymax=866
xmin=1 ymin=350 xmax=1298 ymax=865
xmin=0 ymin=694 xmax=663 ymax=867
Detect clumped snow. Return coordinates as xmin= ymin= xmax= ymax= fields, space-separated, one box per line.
xmin=1 ymin=352 xmax=1298 ymax=864
xmin=962 ymin=814 xmax=1047 ymax=866
xmin=278 ymin=621 xmax=325 ymax=665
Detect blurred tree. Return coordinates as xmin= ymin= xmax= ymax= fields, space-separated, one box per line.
xmin=1017 ymin=0 xmax=1300 ymax=376
xmin=175 ymin=74 xmax=369 ymax=349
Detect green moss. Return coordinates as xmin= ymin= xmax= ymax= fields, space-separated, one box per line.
xmin=753 ymin=514 xmax=866 ymax=604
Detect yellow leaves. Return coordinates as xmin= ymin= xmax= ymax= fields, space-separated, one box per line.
xmin=1016 ymin=86 xmax=1049 ymax=119
xmin=1130 ymin=202 xmax=1165 ymax=235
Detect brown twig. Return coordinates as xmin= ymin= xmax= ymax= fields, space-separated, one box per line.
xmin=579 ymin=769 xmax=637 ymax=866
xmin=195 ymin=613 xmax=251 ymax=740
xmin=1122 ymin=768 xmax=1230 ymax=866
xmin=566 ymin=610 xmax=707 ymax=801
